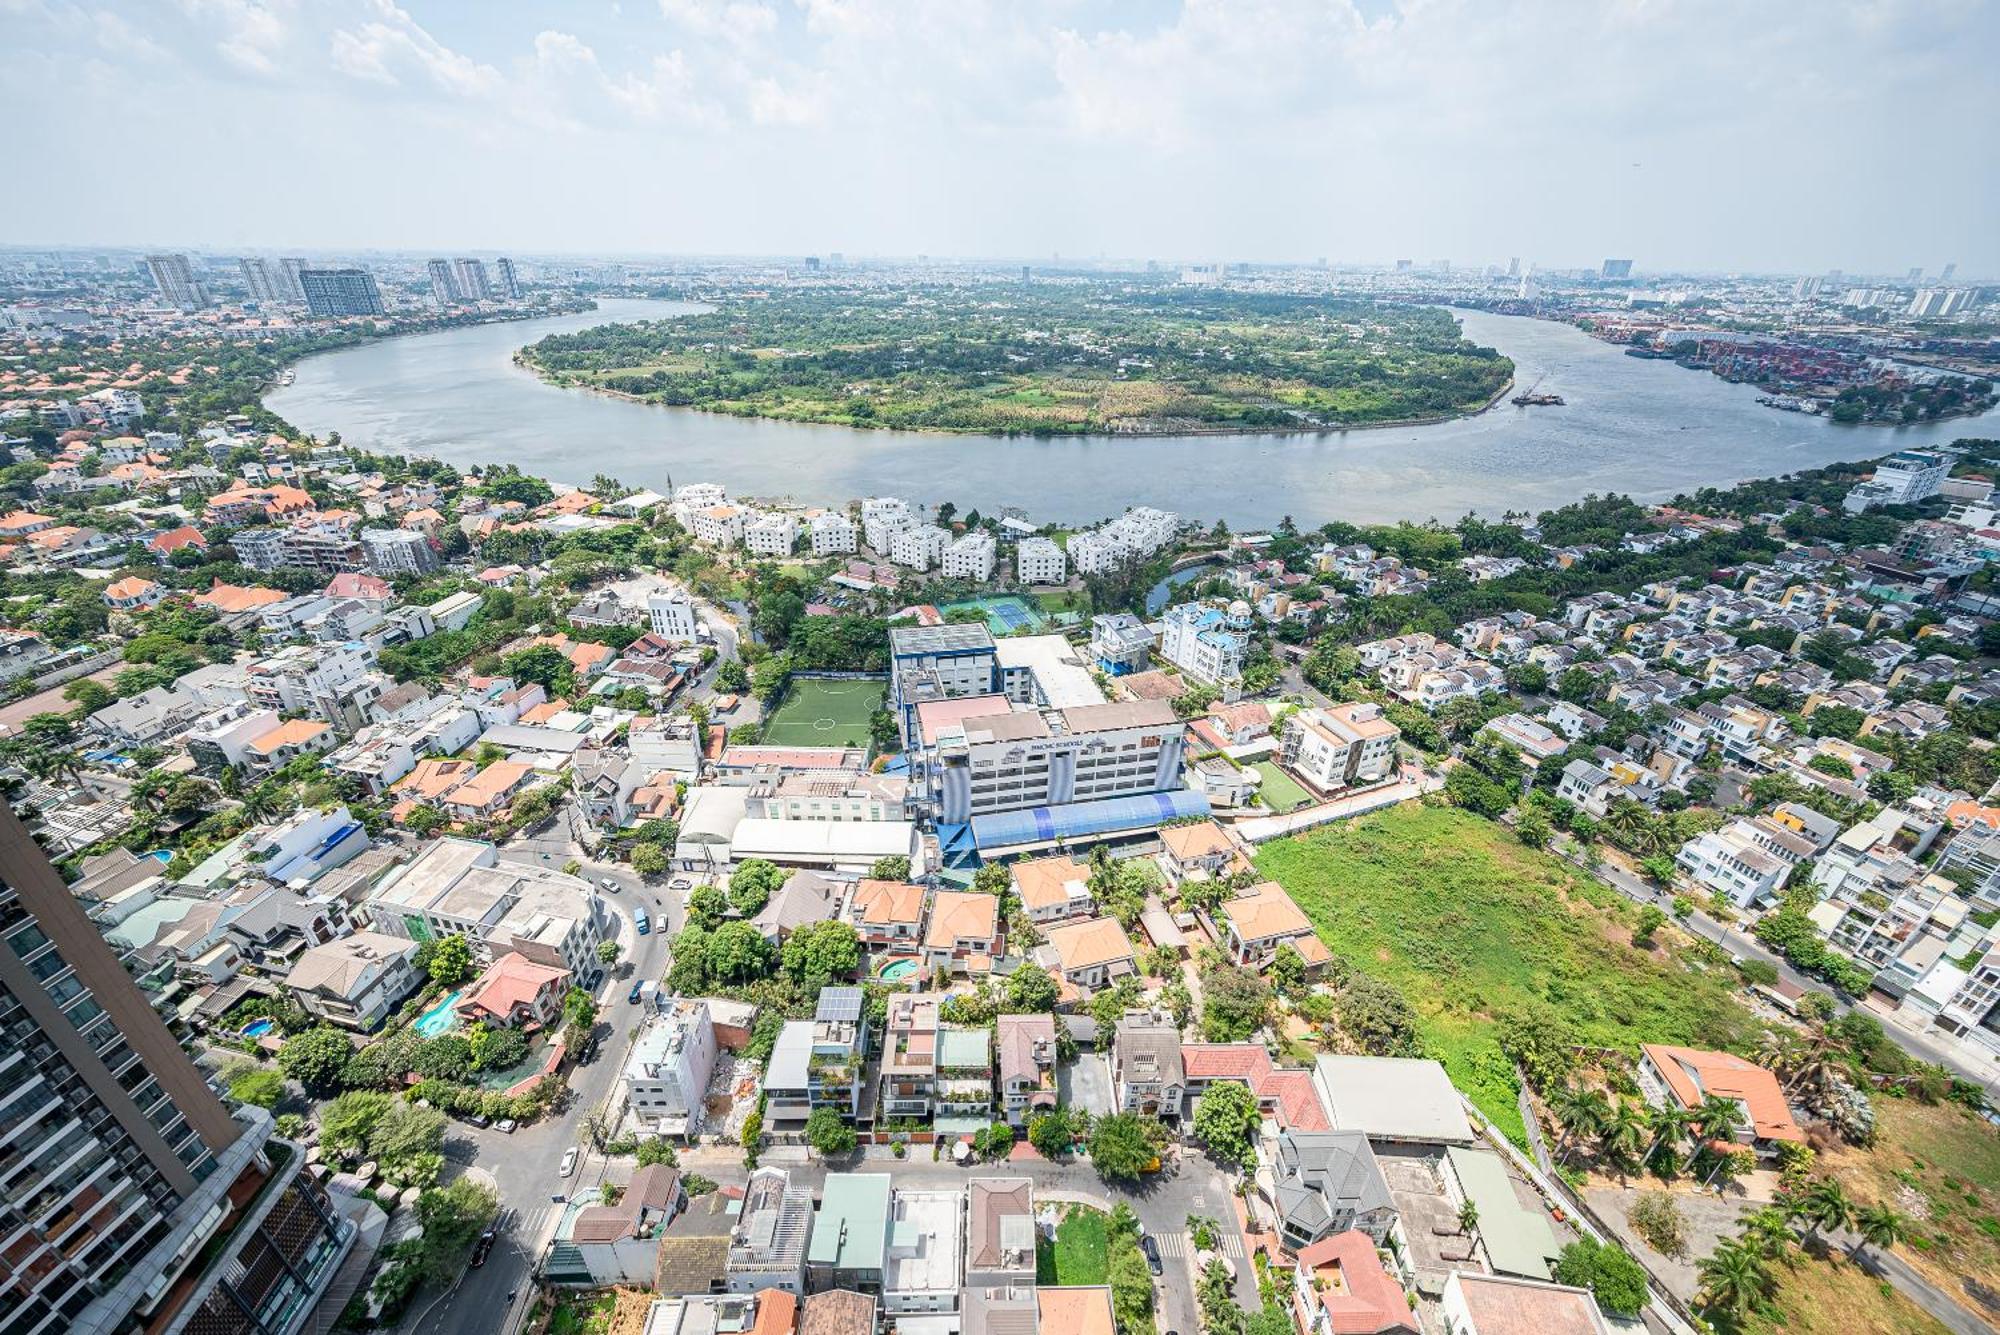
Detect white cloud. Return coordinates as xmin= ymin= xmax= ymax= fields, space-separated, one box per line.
xmin=328 ymin=0 xmax=500 ymax=97
xmin=177 ymin=0 xmax=289 ymax=76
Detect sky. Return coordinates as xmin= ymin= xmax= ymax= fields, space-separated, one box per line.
xmin=3 ymin=0 xmax=1996 ymax=275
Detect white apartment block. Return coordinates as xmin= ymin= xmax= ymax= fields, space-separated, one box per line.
xmin=883 ymin=1189 xmax=965 ymax=1317
xmin=809 ymin=510 xmax=858 ymax=556
xmin=671 ymin=483 xmax=728 ymax=526
xmin=1282 ymin=703 xmax=1399 ymax=793
xmin=623 ymin=999 xmax=718 ymax=1135
xmin=923 ymin=698 xmax=1187 ymax=825
xmin=360 ymin=527 xmax=438 ymax=576
xmin=1067 ymin=507 xmax=1180 ymax=573
xmin=1014 ymin=536 xmax=1066 ymax=585
xmin=744 ymin=511 xmax=798 ymax=558
xmin=687 ymin=504 xmax=746 ymax=547
xmin=244 ymin=641 xmax=382 ymax=733
xmin=647 ymin=590 xmax=701 ymax=642
xmin=892 ymin=525 xmax=950 ymax=571
xmin=1675 ymin=820 xmax=1796 ymax=907
xmin=1844 ymin=450 xmax=1951 ymax=513
xmin=366 ymin=836 xmax=611 ymax=979
xmin=863 ymin=496 xmax=914 ymax=553
xmin=1158 ymin=602 xmax=1248 ymax=685
xmin=941 ymin=531 xmax=996 ymax=581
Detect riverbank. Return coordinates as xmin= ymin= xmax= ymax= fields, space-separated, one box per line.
xmin=266 ymin=299 xmax=1996 ymax=528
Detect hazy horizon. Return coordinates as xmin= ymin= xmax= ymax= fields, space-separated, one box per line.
xmin=4 ymin=0 xmax=1996 ymax=275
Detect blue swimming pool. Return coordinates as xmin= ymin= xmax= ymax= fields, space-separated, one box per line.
xmin=413 ymin=990 xmax=464 ymax=1038
xmin=239 ymin=1017 xmax=277 ymax=1039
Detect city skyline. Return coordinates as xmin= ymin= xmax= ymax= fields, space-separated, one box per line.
xmin=3 ymin=0 xmax=1996 ymax=273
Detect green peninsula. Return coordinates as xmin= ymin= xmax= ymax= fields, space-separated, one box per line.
xmin=519 ymin=282 xmax=1514 ymax=435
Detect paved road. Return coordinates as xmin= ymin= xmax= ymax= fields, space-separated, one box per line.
xmin=670 ymin=1147 xmax=1254 ymax=1335
xmin=1556 ymin=838 xmax=2000 ymax=1101
xmin=406 ymin=847 xmax=678 ymax=1335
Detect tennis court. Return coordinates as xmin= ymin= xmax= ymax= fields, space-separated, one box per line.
xmin=760 ymin=677 xmax=886 ymax=749
xmin=1252 ymin=760 xmax=1314 ymax=812
xmin=940 ymin=595 xmax=1046 ymax=636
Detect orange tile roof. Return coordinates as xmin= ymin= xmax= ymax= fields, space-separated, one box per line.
xmin=446 ymin=760 xmax=533 ymax=808
xmin=1159 ymin=821 xmax=1237 ymax=863
xmin=1012 ymin=854 xmax=1091 ymax=914
xmin=1221 ymin=882 xmax=1314 ymax=944
xmin=1640 ymin=1043 xmax=1804 ymax=1143
xmin=104 ymin=576 xmax=159 ymax=601
xmin=1293 ymin=1231 xmax=1418 ymax=1335
xmin=0 ymin=511 xmax=54 ymax=534
xmin=749 ymin=1289 xmax=798 ymax=1335
xmin=1044 ymin=916 xmax=1136 ymax=973
xmin=148 ymin=525 xmax=208 ymax=553
xmin=852 ymin=879 xmax=926 ymax=927
xmin=193 ymin=580 xmax=286 ymax=614
xmin=392 ymin=758 xmax=480 ymax=799
xmin=460 ymin=952 xmax=570 ymax=1021
xmin=923 ymin=891 xmax=998 ymax=950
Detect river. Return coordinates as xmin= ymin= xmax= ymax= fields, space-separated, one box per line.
xmin=265 ymin=298 xmax=1994 ymax=528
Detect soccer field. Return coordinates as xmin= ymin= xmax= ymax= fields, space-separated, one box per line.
xmin=760 ymin=677 xmax=886 ymax=749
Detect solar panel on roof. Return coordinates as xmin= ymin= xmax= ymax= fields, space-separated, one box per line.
xmin=816 ymin=987 xmax=864 ymax=1022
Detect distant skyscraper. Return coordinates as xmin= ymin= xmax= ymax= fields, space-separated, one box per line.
xmin=452 ymin=257 xmax=492 ymax=301
xmin=144 ymin=253 xmax=209 ymax=311
xmin=494 ymin=256 xmax=521 ymax=300
xmin=1601 ymin=258 xmax=1634 ymax=280
xmin=1507 ymin=256 xmax=1520 ymax=278
xmin=427 ymin=258 xmax=461 ymax=305
xmin=279 ymin=256 xmax=311 ymax=302
xmin=1906 ymin=266 xmax=1924 ymax=281
xmin=1793 ymin=276 xmax=1823 ymax=300
xmin=1941 ymin=262 xmax=1957 ymax=281
xmin=1394 ymin=259 xmax=1412 ymax=272
xmin=299 ymin=267 xmax=385 ymax=318
xmin=805 ymin=255 xmax=821 ymax=271
xmin=238 ymin=257 xmax=286 ymax=305
xmin=0 ymin=800 xmax=354 ymax=1334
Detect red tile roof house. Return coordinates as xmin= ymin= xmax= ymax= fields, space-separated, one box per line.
xmin=1180 ymin=1044 xmax=1330 ymax=1130
xmin=457 ymin=952 xmax=573 ymax=1030
xmin=1290 ymin=1231 xmax=1419 ymax=1335
xmin=848 ymin=878 xmax=927 ymax=949
xmin=1636 ymin=1043 xmax=1805 ymax=1160
xmin=922 ymin=891 xmax=1002 ymax=977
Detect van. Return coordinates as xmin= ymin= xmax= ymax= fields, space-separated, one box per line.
xmin=634 ymin=909 xmax=651 ymax=936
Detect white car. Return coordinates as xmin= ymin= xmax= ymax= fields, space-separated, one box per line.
xmin=559 ymin=1147 xmax=579 ymax=1178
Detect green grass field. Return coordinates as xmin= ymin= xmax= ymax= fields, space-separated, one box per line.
xmin=1253 ymin=803 xmax=1759 ymax=1140
xmin=760 ymin=677 xmax=885 ymax=749
xmin=1035 ymin=1205 xmax=1110 ymax=1285
xmin=1252 ymin=760 xmax=1313 ymax=811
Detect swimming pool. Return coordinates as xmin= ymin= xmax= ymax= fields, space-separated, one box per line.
xmin=239 ymin=1017 xmax=277 ymax=1039
xmin=876 ymin=958 xmax=920 ymax=983
xmin=413 ymin=990 xmax=464 ymax=1038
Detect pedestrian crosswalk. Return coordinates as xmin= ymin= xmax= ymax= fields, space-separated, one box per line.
xmin=1157 ymin=1229 xmax=1247 ymax=1260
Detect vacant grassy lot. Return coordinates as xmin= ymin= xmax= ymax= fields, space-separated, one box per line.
xmin=1820 ymin=1098 xmax=2000 ymax=1309
xmin=1035 ymin=1204 xmax=1111 ymax=1285
xmin=1254 ymin=803 xmax=1759 ymax=1138
xmin=760 ymin=676 xmax=885 ymax=750
xmin=1746 ymin=1252 xmax=1950 ymax=1335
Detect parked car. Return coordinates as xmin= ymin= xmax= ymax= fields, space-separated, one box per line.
xmin=465 ymin=1113 xmax=491 ymax=1129
xmin=634 ymin=909 xmax=651 ymax=935
xmin=601 ymin=877 xmax=621 ymax=895
xmin=494 ymin=1119 xmax=517 ymax=1135
xmin=1140 ymin=1234 xmax=1162 ymax=1276
xmin=627 ymin=982 xmax=643 ymax=1005
xmin=559 ymin=1147 xmax=579 ymax=1178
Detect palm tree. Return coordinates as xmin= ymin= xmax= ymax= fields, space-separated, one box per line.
xmin=1697 ymin=1237 xmax=1773 ymax=1329
xmin=1790 ymin=1177 xmax=1854 ymax=1251
xmin=1602 ymin=1099 xmax=1650 ymax=1170
xmin=1551 ymin=1085 xmax=1612 ymax=1166
xmin=1642 ymin=1103 xmax=1694 ymax=1171
xmin=1457 ymin=1199 xmax=1480 ymax=1237
xmin=237 ymin=786 xmax=278 ymax=823
xmin=1850 ymin=1203 xmax=1909 ymax=1259
xmin=1693 ymin=1095 xmax=1746 ymax=1188
xmin=1738 ymin=1206 xmax=1796 ymax=1262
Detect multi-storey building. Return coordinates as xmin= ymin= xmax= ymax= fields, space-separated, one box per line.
xmin=1014 ymin=535 xmax=1066 ymax=585
xmin=808 ymin=510 xmax=857 ymax=556
xmin=238 ymin=256 xmax=288 ymax=305
xmin=915 ymin=697 xmax=1186 ymax=826
xmin=1844 ymin=450 xmax=1951 ymax=512
xmin=426 ymin=258 xmax=461 ymax=304
xmin=452 ymin=257 xmax=492 ymax=301
xmin=764 ymin=987 xmax=871 ymax=1129
xmin=364 ymin=836 xmax=610 ymax=980
xmin=646 ymin=589 xmax=701 ymax=642
xmin=891 ymin=524 xmax=949 ymax=571
xmin=1281 ymin=703 xmax=1399 ymax=794
xmin=1064 ymin=507 xmax=1180 ymax=574
xmin=360 ymin=527 xmax=439 ymax=576
xmin=727 ymin=1167 xmax=814 ymax=1294
xmin=995 ymin=1015 xmax=1058 ymax=1127
xmin=1158 ymin=601 xmax=1248 ymax=685
xmin=687 ymin=503 xmax=745 ymax=547
xmin=0 ymin=802 xmax=354 ymax=1335
xmin=298 ymin=268 xmax=385 ymax=318
xmin=889 ymin=623 xmax=1001 ymax=746
xmin=879 ymin=994 xmax=940 ymax=1122
xmin=744 ymin=512 xmax=798 ymax=558
xmin=1088 ymin=613 xmax=1153 ymax=676
xmin=145 ymin=252 xmax=209 ymax=311
xmin=861 ymin=497 xmax=913 ymax=554
xmin=494 ymin=257 xmax=522 ymax=299
xmin=1675 ymin=820 xmax=1803 ymax=908
xmin=623 ymin=999 xmax=718 ymax=1135
xmin=245 ymin=641 xmax=383 ymax=733
xmin=941 ymin=531 xmax=996 ymax=581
